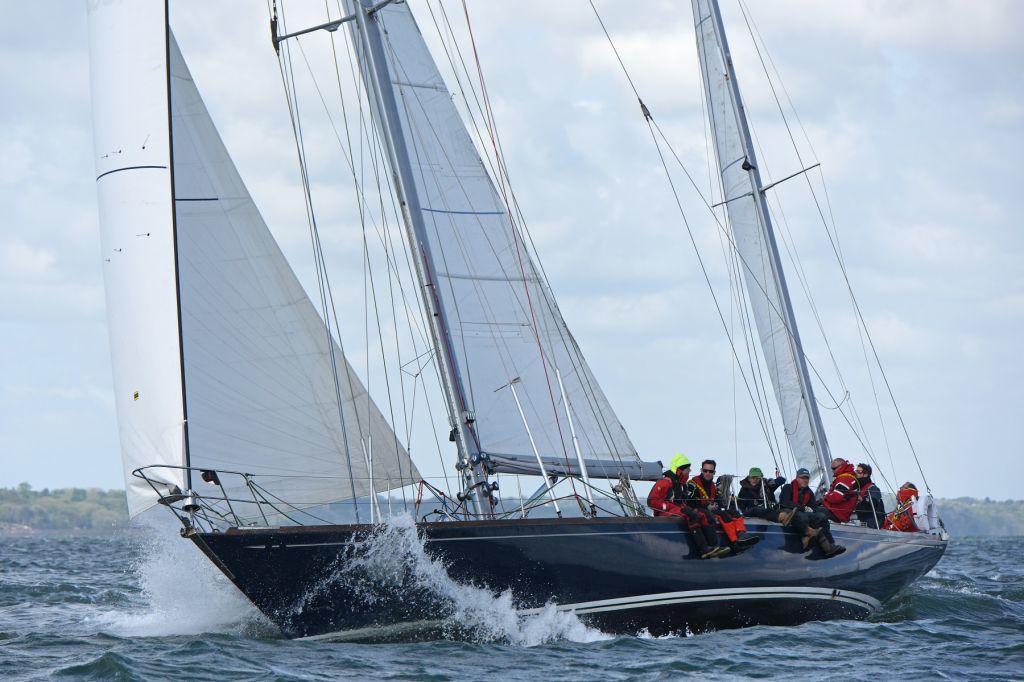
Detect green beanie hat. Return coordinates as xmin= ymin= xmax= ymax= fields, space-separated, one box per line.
xmin=670 ymin=453 xmax=691 ymax=471
xmin=749 ymin=467 xmax=763 ymax=477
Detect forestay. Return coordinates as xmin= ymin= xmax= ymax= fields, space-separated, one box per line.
xmin=692 ymin=0 xmax=831 ymax=483
xmin=354 ymin=2 xmax=658 ymax=480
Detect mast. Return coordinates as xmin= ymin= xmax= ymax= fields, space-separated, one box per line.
xmin=695 ymin=0 xmax=833 ymax=481
xmin=347 ymin=0 xmax=488 ymax=514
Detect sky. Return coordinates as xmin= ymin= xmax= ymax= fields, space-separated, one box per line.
xmin=1 ymin=1 xmax=1022 ymax=501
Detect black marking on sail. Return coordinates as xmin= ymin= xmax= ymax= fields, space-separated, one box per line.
xmin=95 ymin=165 xmax=168 ymax=181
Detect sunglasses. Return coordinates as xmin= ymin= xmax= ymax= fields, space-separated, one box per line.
xmin=702 ymin=469 xmax=716 ymax=474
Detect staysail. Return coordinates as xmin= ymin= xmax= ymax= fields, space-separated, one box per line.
xmin=88 ymin=1 xmax=418 ymax=520
xmin=691 ymin=0 xmax=832 ymax=483
xmin=345 ymin=0 xmax=660 ymax=480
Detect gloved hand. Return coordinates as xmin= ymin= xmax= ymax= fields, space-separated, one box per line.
xmin=804 ymin=506 xmax=813 ymax=513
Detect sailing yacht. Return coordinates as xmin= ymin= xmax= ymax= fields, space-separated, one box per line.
xmin=88 ymin=0 xmax=947 ymax=640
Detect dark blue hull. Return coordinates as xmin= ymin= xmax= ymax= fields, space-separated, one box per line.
xmin=191 ymin=516 xmax=946 ymax=640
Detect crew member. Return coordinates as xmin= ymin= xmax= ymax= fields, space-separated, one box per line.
xmin=822 ymin=458 xmax=860 ymax=523
xmin=778 ymin=468 xmax=845 ymax=557
xmin=883 ymin=482 xmax=920 ymax=532
xmin=854 ymin=463 xmax=885 ymax=529
xmin=687 ymin=459 xmax=759 ymax=550
xmin=647 ymin=454 xmax=728 ymax=558
xmin=737 ymin=466 xmax=786 ymax=520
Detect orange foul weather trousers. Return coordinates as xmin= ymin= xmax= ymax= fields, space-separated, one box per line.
xmin=713 ymin=509 xmax=747 ymax=543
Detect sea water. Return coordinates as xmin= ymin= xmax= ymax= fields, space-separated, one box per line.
xmin=1 ymin=525 xmax=1022 ymax=681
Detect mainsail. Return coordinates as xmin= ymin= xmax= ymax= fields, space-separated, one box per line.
xmin=346 ymin=0 xmax=660 ymax=480
xmin=88 ymin=2 xmax=417 ymax=519
xmin=692 ymin=0 xmax=832 ymax=483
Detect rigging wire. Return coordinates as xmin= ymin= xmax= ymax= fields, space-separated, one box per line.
xmin=735 ymin=0 xmax=919 ymax=490
xmin=288 ymin=34 xmax=417 ymax=512
xmin=587 ymin=1 xmax=908 ymax=487
xmin=588 ymin=0 xmax=794 ymax=470
xmin=456 ymin=0 xmax=585 ymax=509
xmin=443 ymin=1 xmax=653 ymax=476
xmin=424 ymin=0 xmax=636 ymax=474
xmin=374 ymin=1 xmax=640 ymax=508
xmin=273 ymin=0 xmax=362 ymax=519
xmin=734 ymin=1 xmax=899 ymax=486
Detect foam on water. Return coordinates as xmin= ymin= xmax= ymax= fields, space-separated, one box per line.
xmin=92 ymin=523 xmax=271 ymax=638
xmin=337 ymin=514 xmax=611 ymax=646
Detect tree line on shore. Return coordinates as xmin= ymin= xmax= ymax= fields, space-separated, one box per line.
xmin=1 ymin=483 xmax=1022 ymax=535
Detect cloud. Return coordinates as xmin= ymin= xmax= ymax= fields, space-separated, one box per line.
xmin=1 ymin=241 xmax=56 ymax=280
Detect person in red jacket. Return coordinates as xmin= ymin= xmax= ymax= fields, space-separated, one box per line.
xmin=883 ymin=482 xmax=920 ymax=532
xmin=822 ymin=458 xmax=860 ymax=523
xmin=647 ymin=454 xmax=728 ymax=559
xmin=686 ymin=459 xmax=759 ymax=551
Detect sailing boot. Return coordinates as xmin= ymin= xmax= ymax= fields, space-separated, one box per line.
xmin=817 ymin=533 xmax=846 ymax=558
xmin=700 ymin=522 xmax=723 ymax=558
xmin=732 ymin=518 xmax=760 ymax=550
xmin=801 ymin=526 xmax=821 ymax=550
xmin=695 ymin=538 xmax=717 ymax=560
xmin=724 ymin=518 xmax=760 ymax=550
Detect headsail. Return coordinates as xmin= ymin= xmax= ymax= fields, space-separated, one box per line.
xmin=346 ymin=1 xmax=659 ymax=480
xmin=88 ymin=1 xmax=186 ymax=516
xmin=691 ymin=0 xmax=832 ymax=483
xmin=169 ymin=35 xmax=418 ymax=518
xmin=88 ymin=1 xmax=418 ymax=520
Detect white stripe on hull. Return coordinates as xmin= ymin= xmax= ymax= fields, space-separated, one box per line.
xmin=516 ymin=585 xmax=882 ymax=616
xmin=295 ymin=586 xmax=881 ymax=642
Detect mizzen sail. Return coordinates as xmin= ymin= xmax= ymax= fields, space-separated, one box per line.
xmin=692 ymin=0 xmax=832 ymax=483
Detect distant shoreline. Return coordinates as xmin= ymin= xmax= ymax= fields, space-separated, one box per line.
xmin=2 ymin=484 xmax=1021 ymax=536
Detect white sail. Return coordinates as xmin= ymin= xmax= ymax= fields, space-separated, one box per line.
xmin=349 ymin=1 xmax=659 ymax=480
xmin=169 ymin=35 xmax=418 ymax=517
xmin=88 ymin=1 xmax=418 ymax=520
xmin=88 ymin=2 xmax=186 ymax=517
xmin=692 ymin=0 xmax=831 ymax=482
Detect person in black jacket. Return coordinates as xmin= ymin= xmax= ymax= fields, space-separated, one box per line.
xmin=737 ymin=467 xmax=786 ymax=520
xmin=854 ymin=463 xmax=886 ymax=529
xmin=778 ymin=468 xmax=845 ymax=557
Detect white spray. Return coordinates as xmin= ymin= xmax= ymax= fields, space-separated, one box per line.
xmin=332 ymin=514 xmax=610 ymax=645
xmin=95 ymin=519 xmax=273 ymax=638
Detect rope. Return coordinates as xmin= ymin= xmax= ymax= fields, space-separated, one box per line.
xmin=274 ymin=1 xmax=362 ymax=521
